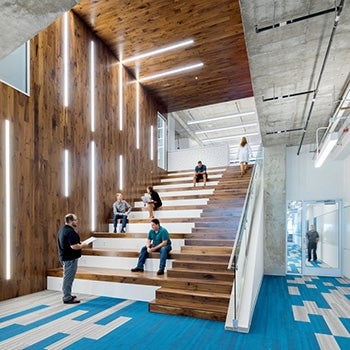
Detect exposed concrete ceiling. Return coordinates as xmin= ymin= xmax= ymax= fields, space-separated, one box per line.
xmin=1 ymin=0 xmax=350 ymax=164
xmin=0 ymin=0 xmax=79 ymax=60
xmin=240 ymin=0 xmax=350 ymax=154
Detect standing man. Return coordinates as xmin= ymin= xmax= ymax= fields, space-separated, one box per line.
xmin=193 ymin=160 xmax=208 ymax=187
xmin=306 ymin=224 xmax=320 ymax=261
xmin=57 ymin=213 xmax=88 ymax=304
xmin=113 ymin=192 xmax=132 ymax=233
xmin=131 ymin=218 xmax=172 ymax=275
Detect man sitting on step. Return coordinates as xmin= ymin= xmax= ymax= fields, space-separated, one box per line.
xmin=113 ymin=192 xmax=132 ymax=233
xmin=131 ymin=218 xmax=172 ymax=275
xmin=193 ymin=160 xmax=208 ymax=187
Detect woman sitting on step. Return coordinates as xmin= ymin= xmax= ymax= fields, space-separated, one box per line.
xmin=145 ymin=186 xmax=162 ymax=218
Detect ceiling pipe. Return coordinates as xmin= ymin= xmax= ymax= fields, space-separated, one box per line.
xmin=297 ymin=0 xmax=344 ymax=155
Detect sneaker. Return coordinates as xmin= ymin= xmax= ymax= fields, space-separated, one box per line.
xmin=113 ymin=229 xmax=117 ymax=233
xmin=120 ymin=228 xmax=126 ymax=233
xmin=131 ymin=267 xmax=144 ymax=272
xmin=63 ymin=297 xmax=80 ymax=304
xmin=157 ymin=269 xmax=164 ymax=275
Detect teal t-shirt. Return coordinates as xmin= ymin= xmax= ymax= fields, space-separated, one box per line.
xmin=148 ymin=226 xmax=171 ymax=247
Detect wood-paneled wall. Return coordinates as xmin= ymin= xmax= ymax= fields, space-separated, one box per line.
xmin=0 ymin=11 xmax=166 ymax=301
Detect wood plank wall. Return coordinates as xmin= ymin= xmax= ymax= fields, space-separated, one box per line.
xmin=0 ymin=11 xmax=166 ymax=301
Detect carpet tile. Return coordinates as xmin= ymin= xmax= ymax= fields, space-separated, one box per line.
xmin=0 ymin=276 xmax=349 ymax=349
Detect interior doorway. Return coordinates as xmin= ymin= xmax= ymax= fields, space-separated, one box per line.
xmin=286 ymin=199 xmax=342 ymax=277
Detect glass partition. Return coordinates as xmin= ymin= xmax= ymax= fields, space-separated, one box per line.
xmin=286 ymin=199 xmax=342 ymax=277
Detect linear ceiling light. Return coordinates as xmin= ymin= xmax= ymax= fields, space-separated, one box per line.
xmin=187 ymin=111 xmax=255 ymax=125
xmin=122 ymin=39 xmax=194 ymax=63
xmin=138 ymin=63 xmax=203 ymax=82
xmin=203 ymin=132 xmax=259 ymax=143
xmin=315 ymin=132 xmax=338 ymax=168
xmin=195 ymin=123 xmax=257 ymax=135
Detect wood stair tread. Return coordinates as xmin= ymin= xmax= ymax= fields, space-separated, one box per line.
xmin=156 ymin=287 xmax=230 ymax=298
xmin=170 ymin=267 xmax=234 ymax=275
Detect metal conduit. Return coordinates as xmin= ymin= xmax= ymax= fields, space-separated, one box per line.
xmin=297 ymin=0 xmax=345 ymax=155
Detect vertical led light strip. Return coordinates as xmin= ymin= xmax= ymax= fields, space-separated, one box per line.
xmin=91 ymin=141 xmax=96 ymax=231
xmin=5 ymin=120 xmax=11 ymax=280
xmin=150 ymin=125 xmax=154 ymax=160
xmin=119 ymin=155 xmax=123 ymax=190
xmin=64 ymin=149 xmax=69 ymax=197
xmin=90 ymin=41 xmax=95 ymax=132
xmin=63 ymin=12 xmax=69 ymax=107
xmin=119 ymin=63 xmax=123 ymax=131
xmin=136 ymin=83 xmax=140 ymax=149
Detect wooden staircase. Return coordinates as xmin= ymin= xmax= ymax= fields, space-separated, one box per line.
xmin=47 ymin=166 xmax=251 ymax=322
xmin=149 ymin=166 xmax=250 ymax=321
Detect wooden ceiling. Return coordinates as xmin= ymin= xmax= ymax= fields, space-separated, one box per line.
xmin=72 ymin=0 xmax=253 ymax=112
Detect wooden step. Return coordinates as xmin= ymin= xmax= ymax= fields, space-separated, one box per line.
xmin=172 ymin=260 xmax=230 ymax=272
xmin=47 ymin=266 xmax=232 ymax=293
xmin=181 ymin=245 xmax=232 ymax=255
xmin=184 ymin=238 xmax=234 ymax=247
xmin=153 ymin=287 xmax=230 ymax=309
xmin=186 ymin=232 xmax=235 ymax=239
xmin=149 ymin=302 xmax=227 ymax=322
xmin=167 ymin=268 xmax=234 ymax=282
xmin=191 ymin=227 xmax=237 ymax=234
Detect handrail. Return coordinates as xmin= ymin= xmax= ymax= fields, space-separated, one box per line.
xmin=227 ymin=146 xmax=264 ymax=327
xmin=228 ymin=146 xmax=263 ymax=269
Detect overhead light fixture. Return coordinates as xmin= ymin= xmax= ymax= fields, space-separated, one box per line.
xmin=203 ymin=132 xmax=259 ymax=143
xmin=138 ymin=63 xmax=203 ymax=82
xmin=315 ymin=132 xmax=338 ymax=168
xmin=195 ymin=123 xmax=257 ymax=135
xmin=122 ymin=39 xmax=194 ymax=63
xmin=187 ymin=111 xmax=255 ymax=125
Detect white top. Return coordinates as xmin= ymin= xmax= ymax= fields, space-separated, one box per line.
xmin=237 ymin=144 xmax=252 ymax=163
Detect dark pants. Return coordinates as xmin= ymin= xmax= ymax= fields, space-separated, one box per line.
xmin=307 ymin=241 xmax=317 ymax=261
xmin=113 ymin=214 xmax=128 ymax=231
xmin=136 ymin=245 xmax=172 ymax=270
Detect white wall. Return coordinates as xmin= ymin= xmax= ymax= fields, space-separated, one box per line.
xmin=168 ymin=144 xmax=229 ymax=171
xmin=286 ymin=145 xmax=349 ymax=278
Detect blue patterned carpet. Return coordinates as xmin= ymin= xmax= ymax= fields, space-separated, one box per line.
xmin=0 ymin=275 xmax=349 ymax=349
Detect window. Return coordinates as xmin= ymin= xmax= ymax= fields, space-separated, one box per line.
xmin=0 ymin=41 xmax=30 ymax=95
xmin=157 ymin=112 xmax=167 ymax=170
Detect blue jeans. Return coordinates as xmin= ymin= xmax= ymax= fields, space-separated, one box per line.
xmin=114 ymin=214 xmax=128 ymax=231
xmin=61 ymin=259 xmax=78 ymax=302
xmin=137 ymin=245 xmax=172 ymax=270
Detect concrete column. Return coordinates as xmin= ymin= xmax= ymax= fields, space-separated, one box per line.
xmin=263 ymin=145 xmax=286 ymax=275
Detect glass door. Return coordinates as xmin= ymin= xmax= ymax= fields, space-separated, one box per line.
xmin=287 ymin=199 xmax=342 ymax=277
xmin=302 ymin=200 xmax=342 ymax=277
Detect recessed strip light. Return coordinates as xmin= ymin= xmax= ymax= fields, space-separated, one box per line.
xmin=139 ymin=63 xmax=203 ymax=82
xmin=136 ymin=83 xmax=140 ymax=149
xmin=64 ymin=149 xmax=69 ymax=197
xmin=63 ymin=12 xmax=69 ymax=107
xmin=90 ymin=40 xmax=95 ymax=132
xmin=5 ymin=120 xmax=11 ymax=280
xmin=119 ymin=154 xmax=123 ymax=190
xmin=150 ymin=125 xmax=154 ymax=160
xmin=195 ymin=123 xmax=257 ymax=135
xmin=119 ymin=63 xmax=123 ymax=131
xmin=122 ymin=39 xmax=194 ymax=63
xmin=90 ymin=141 xmax=96 ymax=231
xmin=187 ymin=112 xmax=255 ymax=125
xmin=203 ymin=132 xmax=259 ymax=143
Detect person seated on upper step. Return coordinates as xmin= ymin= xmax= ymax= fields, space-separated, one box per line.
xmin=112 ymin=192 xmax=132 ymax=233
xmin=131 ymin=218 xmax=172 ymax=275
xmin=145 ymin=186 xmax=162 ymax=219
xmin=193 ymin=160 xmax=208 ymax=187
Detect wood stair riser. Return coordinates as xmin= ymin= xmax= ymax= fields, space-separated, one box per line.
xmin=148 ymin=303 xmax=227 ymax=322
xmin=184 ymin=239 xmax=234 ymax=247
xmin=154 ymin=290 xmax=230 ymax=309
xmin=172 ymin=261 xmax=231 ymax=272
xmin=167 ymin=269 xmax=234 ymax=282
